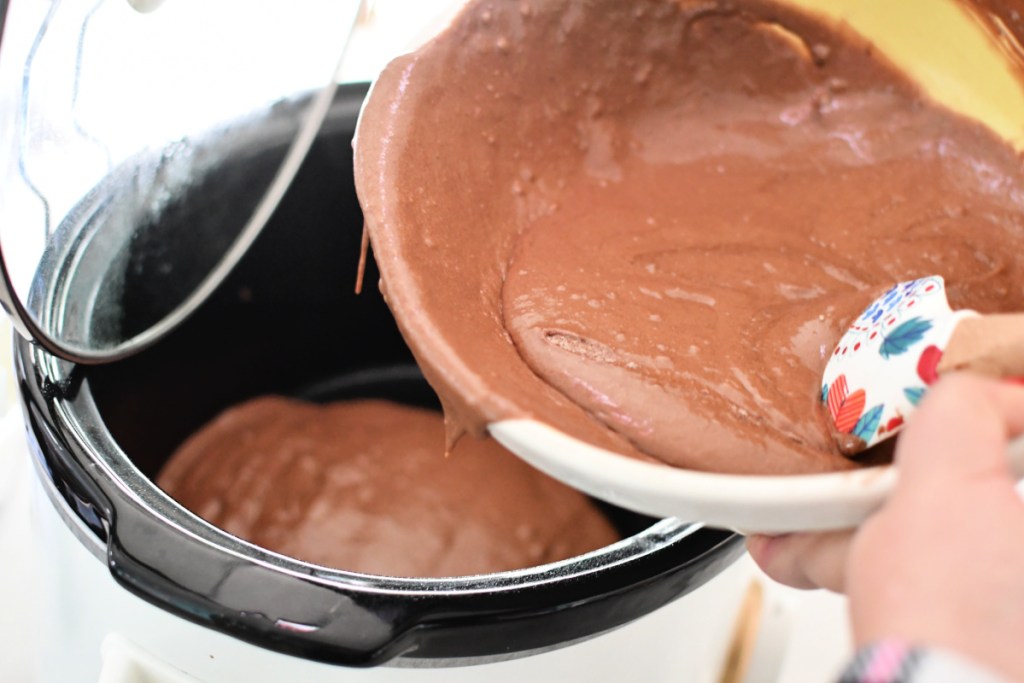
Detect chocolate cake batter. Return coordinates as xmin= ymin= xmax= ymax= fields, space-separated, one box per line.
xmin=354 ymin=0 xmax=1024 ymax=474
xmin=157 ymin=398 xmax=620 ymax=577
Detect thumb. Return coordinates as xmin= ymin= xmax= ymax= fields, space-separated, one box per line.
xmin=746 ymin=531 xmax=851 ymax=592
xmin=892 ymin=374 xmax=1024 ymax=494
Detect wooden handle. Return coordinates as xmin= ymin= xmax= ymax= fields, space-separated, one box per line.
xmin=716 ymin=580 xmax=764 ymax=683
xmin=937 ymin=313 xmax=1024 ymax=378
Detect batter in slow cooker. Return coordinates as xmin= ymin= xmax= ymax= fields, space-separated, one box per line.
xmin=355 ymin=0 xmax=1024 ymax=475
xmin=157 ymin=397 xmax=619 ymax=577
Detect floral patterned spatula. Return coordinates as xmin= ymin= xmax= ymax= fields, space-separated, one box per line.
xmin=821 ymin=275 xmax=1024 ymax=455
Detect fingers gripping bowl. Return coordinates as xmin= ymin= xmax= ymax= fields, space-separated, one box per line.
xmin=354 ymin=0 xmax=1024 ymax=532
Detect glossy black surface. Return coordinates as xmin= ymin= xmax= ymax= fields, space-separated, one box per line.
xmin=15 ymin=83 xmax=743 ymax=667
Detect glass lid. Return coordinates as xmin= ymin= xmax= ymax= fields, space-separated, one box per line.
xmin=0 ymin=0 xmax=361 ymax=363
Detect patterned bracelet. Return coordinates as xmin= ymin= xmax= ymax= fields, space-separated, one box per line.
xmin=839 ymin=640 xmax=923 ymax=683
xmin=839 ymin=639 xmax=1009 ymax=683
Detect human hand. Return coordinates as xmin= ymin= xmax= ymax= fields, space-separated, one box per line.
xmin=747 ymin=374 xmax=1024 ymax=681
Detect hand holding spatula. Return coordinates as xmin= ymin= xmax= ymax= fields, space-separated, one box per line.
xmin=822 ymin=275 xmax=1024 ymax=455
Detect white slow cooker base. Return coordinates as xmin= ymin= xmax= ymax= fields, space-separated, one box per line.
xmin=1 ymin=396 xmax=853 ymax=682
xmin=28 ymin=471 xmax=752 ymax=682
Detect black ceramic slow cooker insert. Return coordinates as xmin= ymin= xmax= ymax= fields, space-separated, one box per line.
xmin=14 ymin=83 xmax=743 ymax=667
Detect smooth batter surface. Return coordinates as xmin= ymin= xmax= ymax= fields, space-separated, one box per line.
xmin=501 ymin=55 xmax=1024 ymax=474
xmin=355 ymin=0 xmax=1024 ymax=474
xmin=157 ymin=398 xmax=620 ymax=577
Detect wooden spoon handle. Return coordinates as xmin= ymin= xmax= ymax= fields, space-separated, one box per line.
xmin=937 ymin=313 xmax=1024 ymax=378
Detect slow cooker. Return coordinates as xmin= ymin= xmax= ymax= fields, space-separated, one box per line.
xmin=0 ymin=1 xmax=746 ymax=680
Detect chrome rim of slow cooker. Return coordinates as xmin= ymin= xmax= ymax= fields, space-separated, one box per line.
xmin=13 ymin=82 xmax=744 ymax=668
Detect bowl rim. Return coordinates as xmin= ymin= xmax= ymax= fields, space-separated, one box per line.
xmin=351 ymin=0 xmax=996 ymax=537
xmin=491 ymin=419 xmax=895 ymax=535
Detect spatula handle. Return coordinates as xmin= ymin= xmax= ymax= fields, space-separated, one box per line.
xmin=938 ymin=313 xmax=1024 ymax=378
xmin=1009 ymin=433 xmax=1024 ymax=481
